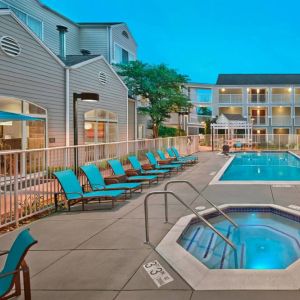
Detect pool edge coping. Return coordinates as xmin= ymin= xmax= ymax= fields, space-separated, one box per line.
xmin=156 ymin=204 xmax=300 ymax=290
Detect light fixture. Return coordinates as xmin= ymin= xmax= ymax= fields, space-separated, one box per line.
xmin=221 ymin=88 xmax=226 ymax=92
xmin=257 ymin=89 xmax=260 ymax=94
xmin=73 ymin=92 xmax=100 ymax=173
xmin=288 ymin=87 xmax=292 ymax=92
xmin=84 ymin=122 xmax=93 ymax=130
xmin=257 ymin=130 xmax=261 ymax=134
xmin=247 ymin=88 xmax=250 ymax=92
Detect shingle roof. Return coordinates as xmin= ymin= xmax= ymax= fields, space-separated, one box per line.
xmin=61 ymin=55 xmax=100 ymax=66
xmin=217 ymin=74 xmax=300 ymax=85
xmin=223 ymin=114 xmax=247 ymax=121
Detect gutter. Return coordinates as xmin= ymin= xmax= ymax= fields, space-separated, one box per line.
xmin=65 ymin=68 xmax=70 ymax=146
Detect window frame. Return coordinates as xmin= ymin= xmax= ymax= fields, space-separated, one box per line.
xmin=113 ymin=42 xmax=136 ymax=64
xmin=0 ymin=0 xmax=44 ymax=40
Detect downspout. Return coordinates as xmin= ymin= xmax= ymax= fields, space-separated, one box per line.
xmin=65 ymin=68 xmax=70 ymax=146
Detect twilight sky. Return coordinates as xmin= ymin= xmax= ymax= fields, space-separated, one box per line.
xmin=43 ymin=0 xmax=300 ymax=83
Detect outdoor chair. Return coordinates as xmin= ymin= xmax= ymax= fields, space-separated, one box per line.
xmin=108 ymin=159 xmax=158 ymax=186
xmin=156 ymin=149 xmax=187 ymax=166
xmin=0 ymin=229 xmax=37 ymax=300
xmin=145 ymin=152 xmax=182 ymax=173
xmin=169 ymin=147 xmax=198 ymax=162
xmin=53 ymin=169 xmax=125 ymax=211
xmin=128 ymin=155 xmax=170 ymax=179
xmin=80 ymin=164 xmax=142 ymax=197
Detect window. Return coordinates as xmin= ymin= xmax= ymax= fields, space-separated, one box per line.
xmin=122 ymin=30 xmax=129 ymax=39
xmin=0 ymin=97 xmax=46 ymax=150
xmin=84 ymin=109 xmax=118 ymax=144
xmin=114 ymin=44 xmax=135 ymax=64
xmin=27 ymin=16 xmax=43 ymax=39
xmin=0 ymin=1 xmax=43 ymax=39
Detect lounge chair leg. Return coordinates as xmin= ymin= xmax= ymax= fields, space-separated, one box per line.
xmin=68 ymin=203 xmax=71 ymax=212
xmin=112 ymin=199 xmax=115 ymax=208
xmin=82 ymin=201 xmax=85 ymax=211
xmin=22 ymin=261 xmax=32 ymax=300
xmin=14 ymin=270 xmax=21 ymax=296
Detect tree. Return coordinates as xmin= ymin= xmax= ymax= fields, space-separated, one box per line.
xmin=117 ymin=61 xmax=192 ymax=138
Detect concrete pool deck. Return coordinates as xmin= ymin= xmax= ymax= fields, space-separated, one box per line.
xmin=1 ymin=151 xmax=300 ymax=299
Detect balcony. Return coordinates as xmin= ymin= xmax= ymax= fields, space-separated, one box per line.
xmin=250 ymin=116 xmax=268 ymax=126
xmin=248 ymin=94 xmax=267 ymax=104
xmin=218 ymin=94 xmax=242 ymax=104
xmin=188 ymin=114 xmax=209 ymax=125
xmin=271 ymin=94 xmax=291 ymax=105
xmin=271 ymin=116 xmax=292 ymax=126
xmin=295 ymin=95 xmax=300 ymax=105
xmin=295 ymin=117 xmax=300 ymax=126
xmin=196 ymin=94 xmax=212 ymax=103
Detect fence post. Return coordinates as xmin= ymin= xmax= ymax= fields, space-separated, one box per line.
xmin=14 ymin=153 xmax=19 ymax=228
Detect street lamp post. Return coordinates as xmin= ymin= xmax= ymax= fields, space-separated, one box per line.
xmin=73 ymin=92 xmax=99 ymax=173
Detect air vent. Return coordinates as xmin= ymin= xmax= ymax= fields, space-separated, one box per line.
xmin=98 ymin=72 xmax=107 ymax=85
xmin=0 ymin=36 xmax=21 ymax=57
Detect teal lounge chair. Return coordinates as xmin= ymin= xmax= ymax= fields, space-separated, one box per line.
xmin=145 ymin=152 xmax=182 ymax=172
xmin=53 ymin=169 xmax=125 ymax=211
xmin=128 ymin=155 xmax=170 ymax=178
xmin=0 ymin=229 xmax=37 ymax=300
xmin=156 ymin=150 xmax=185 ymax=166
xmin=108 ymin=159 xmax=158 ymax=186
xmin=80 ymin=164 xmax=142 ymax=196
xmin=170 ymin=147 xmax=198 ymax=162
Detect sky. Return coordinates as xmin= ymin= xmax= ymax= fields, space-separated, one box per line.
xmin=43 ymin=0 xmax=300 ymax=84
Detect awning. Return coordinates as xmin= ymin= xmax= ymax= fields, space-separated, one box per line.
xmin=0 ymin=111 xmax=44 ymax=121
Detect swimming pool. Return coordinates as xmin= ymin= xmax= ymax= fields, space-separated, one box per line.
xmin=213 ymin=151 xmax=300 ymax=183
xmin=179 ymin=209 xmax=300 ymax=269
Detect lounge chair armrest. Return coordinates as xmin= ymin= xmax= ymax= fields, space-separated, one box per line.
xmin=64 ymin=192 xmax=84 ymax=198
xmin=142 ymin=164 xmax=154 ymax=170
xmin=126 ymin=169 xmax=140 ymax=176
xmin=158 ymin=160 xmax=170 ymax=165
xmin=0 ymin=251 xmax=9 ymax=257
xmin=105 ymin=175 xmax=127 ymax=183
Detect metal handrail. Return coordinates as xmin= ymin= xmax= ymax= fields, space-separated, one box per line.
xmin=144 ymin=191 xmax=237 ymax=251
xmin=164 ymin=180 xmax=239 ymax=228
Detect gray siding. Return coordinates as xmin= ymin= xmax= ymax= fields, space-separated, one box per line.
xmin=79 ymin=27 xmax=109 ymax=59
xmin=112 ymin=24 xmax=137 ymax=61
xmin=69 ymin=59 xmax=128 ymax=144
xmin=0 ymin=14 xmax=66 ymax=146
xmin=128 ymin=100 xmax=136 ymax=140
xmin=3 ymin=0 xmax=80 ymax=55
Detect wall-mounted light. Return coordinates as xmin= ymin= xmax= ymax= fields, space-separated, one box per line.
xmin=247 ymin=88 xmax=250 ymax=93
xmin=257 ymin=89 xmax=260 ymax=94
xmin=288 ymin=87 xmax=292 ymax=92
xmin=221 ymin=88 xmax=226 ymax=92
xmin=257 ymin=130 xmax=261 ymax=134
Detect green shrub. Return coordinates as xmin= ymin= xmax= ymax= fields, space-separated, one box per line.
xmin=158 ymin=126 xmax=186 ymax=137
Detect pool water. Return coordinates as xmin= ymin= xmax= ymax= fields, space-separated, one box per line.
xmin=179 ymin=212 xmax=300 ymax=269
xmin=221 ymin=151 xmax=300 ymax=181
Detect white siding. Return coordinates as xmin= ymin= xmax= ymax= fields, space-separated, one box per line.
xmin=69 ymin=59 xmax=128 ymax=144
xmin=3 ymin=0 xmax=80 ymax=55
xmin=0 ymin=14 xmax=66 ymax=146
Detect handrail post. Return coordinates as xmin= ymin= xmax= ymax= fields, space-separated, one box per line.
xmin=164 ymin=186 xmax=168 ymax=223
xmin=144 ymin=191 xmax=237 ymax=251
xmin=164 ymin=180 xmax=239 ymax=228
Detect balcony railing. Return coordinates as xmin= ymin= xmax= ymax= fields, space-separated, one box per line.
xmin=271 ymin=94 xmax=291 ymax=104
xmin=189 ymin=114 xmax=209 ymax=125
xmin=271 ymin=116 xmax=292 ymax=126
xmin=295 ymin=116 xmax=300 ymax=126
xmin=248 ymin=94 xmax=267 ymax=104
xmin=295 ymin=95 xmax=300 ymax=105
xmin=218 ymin=94 xmax=243 ymax=104
xmin=250 ymin=116 xmax=268 ymax=126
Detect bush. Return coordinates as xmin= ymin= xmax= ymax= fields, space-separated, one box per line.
xmin=158 ymin=126 xmax=186 ymax=137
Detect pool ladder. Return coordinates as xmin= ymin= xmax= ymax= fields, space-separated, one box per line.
xmin=144 ymin=180 xmax=239 ymax=267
